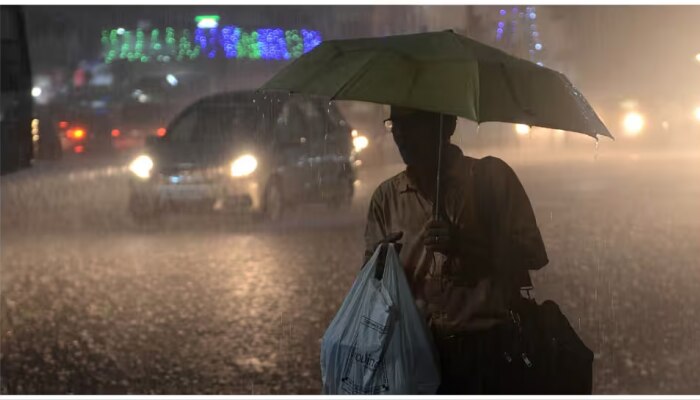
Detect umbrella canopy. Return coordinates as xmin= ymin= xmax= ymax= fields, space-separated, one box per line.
xmin=261 ymin=30 xmax=612 ymax=140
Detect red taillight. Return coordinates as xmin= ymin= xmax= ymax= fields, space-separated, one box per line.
xmin=156 ymin=127 xmax=167 ymax=137
xmin=59 ymin=121 xmax=69 ymax=129
xmin=74 ymin=145 xmax=85 ymax=154
xmin=68 ymin=128 xmax=86 ymax=140
xmin=111 ymin=129 xmax=121 ymax=138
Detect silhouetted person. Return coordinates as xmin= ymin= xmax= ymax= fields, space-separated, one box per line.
xmin=364 ymin=106 xmax=548 ymax=394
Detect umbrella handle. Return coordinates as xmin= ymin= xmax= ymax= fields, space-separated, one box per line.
xmin=433 ymin=114 xmax=444 ymax=221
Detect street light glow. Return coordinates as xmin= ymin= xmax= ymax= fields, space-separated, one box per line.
xmin=622 ymin=112 xmax=644 ymax=136
xmin=195 ymin=15 xmax=220 ymax=29
xmin=515 ymin=124 xmax=531 ymax=135
xmin=166 ymin=74 xmax=178 ymax=86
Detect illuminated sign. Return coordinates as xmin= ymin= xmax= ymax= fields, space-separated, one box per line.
xmin=101 ymin=26 xmax=322 ymax=63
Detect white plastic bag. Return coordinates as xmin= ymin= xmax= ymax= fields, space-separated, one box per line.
xmin=320 ymin=244 xmax=440 ymax=394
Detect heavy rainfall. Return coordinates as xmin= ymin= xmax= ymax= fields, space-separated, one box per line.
xmin=1 ymin=5 xmax=700 ymax=394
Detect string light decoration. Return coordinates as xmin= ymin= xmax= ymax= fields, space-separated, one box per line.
xmin=258 ymin=28 xmax=290 ymax=60
xmin=493 ymin=5 xmax=545 ymax=66
xmin=286 ymin=30 xmax=304 ymax=58
xmin=237 ymin=31 xmax=261 ymax=59
xmin=103 ymin=25 xmax=322 ymax=63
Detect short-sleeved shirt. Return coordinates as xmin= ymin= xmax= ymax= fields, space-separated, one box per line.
xmin=364 ymin=145 xmax=548 ymax=336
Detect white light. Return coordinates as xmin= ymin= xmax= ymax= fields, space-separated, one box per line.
xmin=197 ymin=18 xmax=219 ymax=29
xmin=31 ymin=87 xmax=42 ymax=97
xmin=694 ymin=107 xmax=700 ymax=121
xmin=515 ymin=124 xmax=531 ymax=135
xmin=129 ymin=155 xmax=154 ymax=179
xmin=662 ymin=121 xmax=670 ymax=130
xmin=529 ymin=12 xmax=537 ymax=19
xmin=166 ymin=74 xmax=178 ymax=86
xmin=353 ymin=135 xmax=369 ymax=152
xmin=117 ymin=27 xmax=125 ymax=35
xmin=138 ymin=94 xmax=148 ymax=103
xmin=622 ymin=112 xmax=644 ymax=136
xmin=536 ymin=61 xmax=544 ymax=66
xmin=351 ymin=129 xmax=359 ymax=137
xmin=230 ymin=154 xmax=258 ymax=177
xmin=695 ymin=53 xmax=700 ymax=63
xmin=535 ymin=43 xmax=543 ymax=51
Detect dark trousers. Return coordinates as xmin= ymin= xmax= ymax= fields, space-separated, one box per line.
xmin=434 ymin=326 xmax=514 ymax=394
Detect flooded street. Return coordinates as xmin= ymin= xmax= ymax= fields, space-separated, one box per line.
xmin=2 ymin=151 xmax=699 ymax=394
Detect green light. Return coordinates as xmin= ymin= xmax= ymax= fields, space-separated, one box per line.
xmin=237 ymin=31 xmax=260 ymax=60
xmin=120 ymin=30 xmax=132 ymax=60
xmin=135 ymin=29 xmax=145 ymax=59
xmin=194 ymin=15 xmax=220 ymax=23
xmin=151 ymin=29 xmax=161 ymax=52
xmin=286 ymin=30 xmax=303 ymax=59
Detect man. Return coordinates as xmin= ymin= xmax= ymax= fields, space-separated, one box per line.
xmin=363 ymin=106 xmax=549 ymax=394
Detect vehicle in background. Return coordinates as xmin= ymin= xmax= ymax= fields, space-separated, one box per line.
xmin=110 ymin=72 xmax=207 ymax=153
xmin=1 ymin=6 xmax=33 ymax=174
xmin=127 ymin=90 xmax=355 ymax=222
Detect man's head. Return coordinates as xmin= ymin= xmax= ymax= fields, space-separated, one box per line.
xmin=386 ymin=106 xmax=457 ymax=167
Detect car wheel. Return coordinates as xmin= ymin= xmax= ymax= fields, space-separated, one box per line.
xmin=264 ymin=180 xmax=285 ymax=222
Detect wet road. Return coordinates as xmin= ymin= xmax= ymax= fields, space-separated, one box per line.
xmin=2 ymin=150 xmax=699 ymax=394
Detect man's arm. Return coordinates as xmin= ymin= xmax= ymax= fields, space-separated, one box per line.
xmin=479 ymin=156 xmax=549 ymax=272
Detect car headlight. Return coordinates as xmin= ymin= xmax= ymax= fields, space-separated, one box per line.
xmin=129 ymin=155 xmax=154 ymax=179
xmin=230 ymin=154 xmax=258 ymax=177
xmin=622 ymin=112 xmax=644 ymax=136
xmin=352 ymin=135 xmax=369 ymax=153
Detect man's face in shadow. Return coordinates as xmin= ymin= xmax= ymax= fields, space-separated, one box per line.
xmin=388 ymin=109 xmax=443 ymax=168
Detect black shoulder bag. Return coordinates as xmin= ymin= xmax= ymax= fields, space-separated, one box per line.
xmin=473 ymin=158 xmax=594 ymax=394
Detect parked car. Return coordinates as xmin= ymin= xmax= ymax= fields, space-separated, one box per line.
xmin=127 ymin=90 xmax=355 ymax=222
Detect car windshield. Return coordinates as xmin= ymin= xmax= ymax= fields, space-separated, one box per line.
xmin=164 ymin=102 xmax=258 ymax=144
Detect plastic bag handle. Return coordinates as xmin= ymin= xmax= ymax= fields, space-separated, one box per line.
xmin=374 ymin=242 xmax=403 ymax=281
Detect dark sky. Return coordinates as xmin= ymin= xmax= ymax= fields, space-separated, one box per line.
xmin=21 ymin=5 xmax=700 ymax=103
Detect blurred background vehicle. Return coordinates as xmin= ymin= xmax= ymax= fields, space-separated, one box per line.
xmin=127 ymin=90 xmax=355 ymax=222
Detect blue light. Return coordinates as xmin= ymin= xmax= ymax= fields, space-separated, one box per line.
xmin=535 ymin=43 xmax=542 ymax=50
xmin=208 ymin=27 xmax=218 ymax=58
xmin=195 ymin=28 xmax=207 ymax=49
xmin=220 ymin=25 xmax=241 ymax=59
xmin=498 ymin=21 xmax=505 ymax=28
xmin=258 ymin=28 xmax=290 ymax=60
xmin=301 ymin=29 xmax=322 ymax=53
xmin=497 ymin=28 xmax=504 ymax=35
xmin=532 ymin=31 xmax=539 ymax=38
xmin=499 ymin=9 xmax=506 ymax=16
xmin=529 ymin=12 xmax=537 ymax=19
xmin=512 ymin=7 xmax=519 ymax=13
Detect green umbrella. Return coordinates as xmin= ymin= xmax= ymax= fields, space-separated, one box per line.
xmin=260 ymin=30 xmax=611 ymax=217
xmin=261 ymin=30 xmax=611 ymax=139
